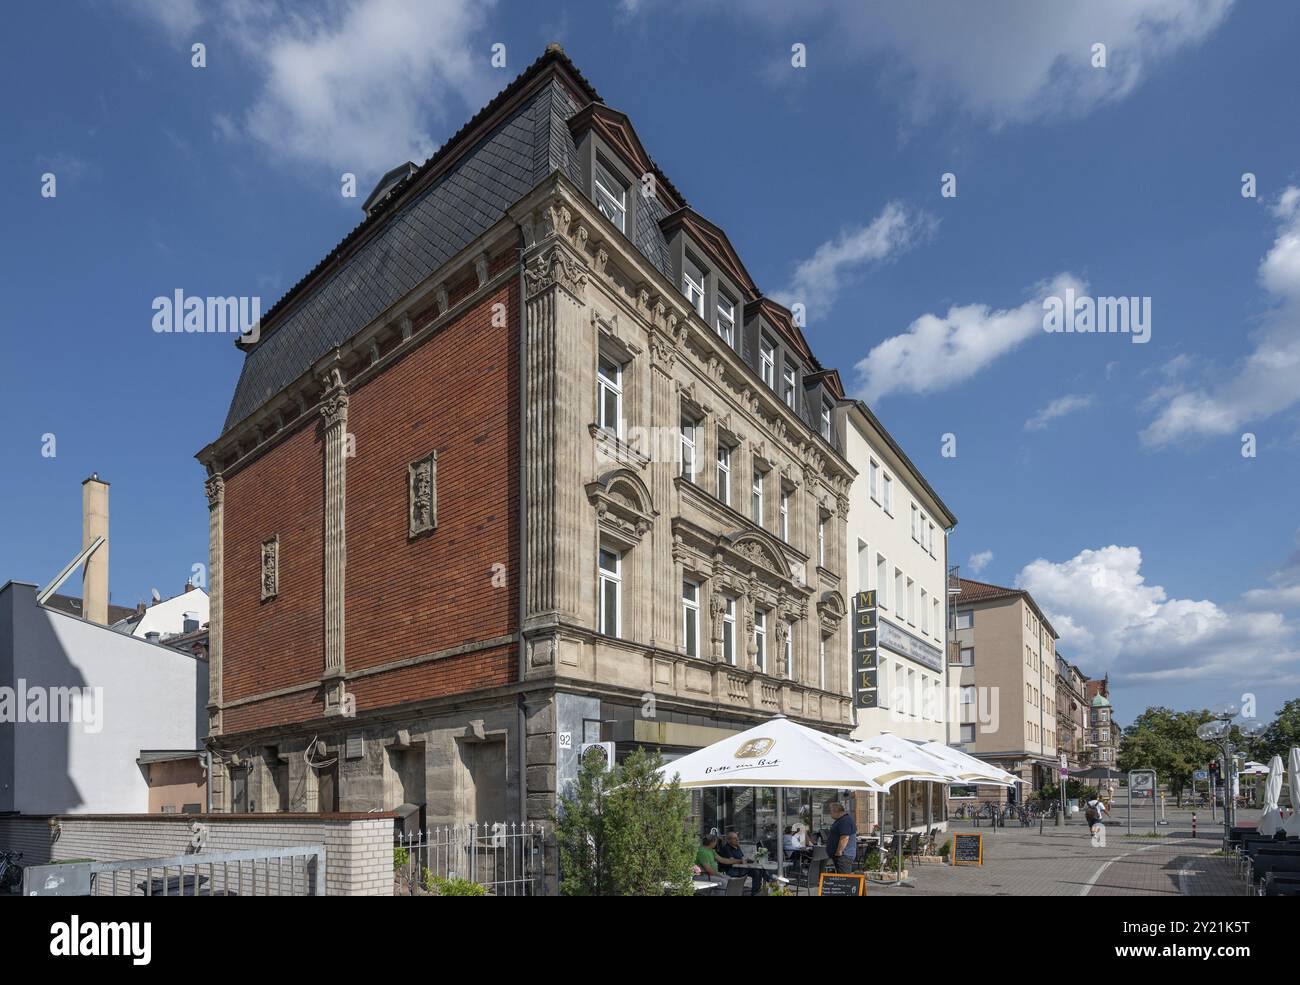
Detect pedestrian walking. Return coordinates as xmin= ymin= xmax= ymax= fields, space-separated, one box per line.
xmin=1085 ymin=794 xmax=1108 ymax=846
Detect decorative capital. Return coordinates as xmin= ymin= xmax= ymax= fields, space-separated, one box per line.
xmin=648 ymin=332 xmax=678 ymax=372
xmin=319 ymin=366 xmax=349 ymax=428
xmin=204 ymin=474 xmax=225 ymax=509
xmin=320 ymin=388 xmax=349 ymax=429
xmin=523 ymin=247 xmax=588 ymax=300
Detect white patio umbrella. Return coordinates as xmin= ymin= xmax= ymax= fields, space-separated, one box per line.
xmin=656 ymin=715 xmax=894 ymax=887
xmin=1258 ymin=754 xmax=1285 ymax=836
xmin=656 ymin=715 xmax=898 ymax=791
xmin=918 ymin=740 xmax=1023 ymax=787
xmin=1284 ymin=748 xmax=1300 ymax=837
xmin=850 ymin=732 xmax=961 ymax=788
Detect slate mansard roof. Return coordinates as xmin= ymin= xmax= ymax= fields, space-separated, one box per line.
xmin=222 ymin=47 xmax=620 ymax=433
xmin=218 ymin=45 xmax=820 ymax=441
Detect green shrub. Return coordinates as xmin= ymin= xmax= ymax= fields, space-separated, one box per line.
xmin=939 ymin=839 xmax=951 ymax=857
xmin=422 ymin=870 xmax=487 ymax=896
xmin=393 ymin=846 xmax=409 ymax=870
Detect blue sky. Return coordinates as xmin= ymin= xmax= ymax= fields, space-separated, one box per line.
xmin=2 ymin=0 xmax=1298 ymax=724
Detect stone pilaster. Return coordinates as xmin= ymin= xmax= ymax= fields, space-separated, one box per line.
xmin=648 ymin=329 xmax=678 ymax=650
xmin=522 ymin=205 xmax=588 ymax=630
xmin=319 ymin=367 xmax=349 ymax=713
xmin=204 ymin=472 xmax=225 ymax=810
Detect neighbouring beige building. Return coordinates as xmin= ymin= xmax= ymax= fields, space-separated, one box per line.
xmin=840 ymin=400 xmax=957 ymax=832
xmin=948 ymin=578 xmax=1058 ymax=805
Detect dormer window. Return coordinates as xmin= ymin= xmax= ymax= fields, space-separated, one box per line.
xmin=782 ymin=362 xmax=797 ymax=409
xmin=820 ymin=401 xmax=832 ymax=440
xmin=683 ymin=257 xmax=705 ymax=318
xmin=593 ymin=159 xmax=626 ymax=234
xmin=716 ymin=292 xmax=736 ymax=347
xmin=760 ymin=336 xmax=775 ymax=389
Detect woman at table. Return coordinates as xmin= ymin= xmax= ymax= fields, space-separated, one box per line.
xmin=783 ymin=824 xmax=806 ymax=853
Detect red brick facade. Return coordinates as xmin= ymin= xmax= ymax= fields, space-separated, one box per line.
xmin=220 ymin=275 xmax=521 ymax=735
xmin=223 ymin=423 xmax=325 ymax=706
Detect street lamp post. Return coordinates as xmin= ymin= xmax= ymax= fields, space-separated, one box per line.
xmin=1196 ymin=702 xmax=1267 ymax=851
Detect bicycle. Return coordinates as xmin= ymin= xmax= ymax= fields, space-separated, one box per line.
xmin=0 ymin=850 xmax=23 ymax=894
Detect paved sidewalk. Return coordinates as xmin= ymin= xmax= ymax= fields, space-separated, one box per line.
xmin=860 ymin=815 xmax=1247 ymax=897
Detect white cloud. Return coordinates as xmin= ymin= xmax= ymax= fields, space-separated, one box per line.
xmin=121 ymin=0 xmax=204 ymax=40
xmin=1242 ymin=529 xmax=1300 ymax=611
xmin=1024 ymin=393 xmax=1095 ymax=431
xmin=1016 ymin=546 xmax=1299 ymax=687
xmin=967 ymin=550 xmax=993 ymax=575
xmin=772 ymin=202 xmax=932 ymax=320
xmin=128 ymin=0 xmax=498 ymax=176
xmin=1142 ymin=188 xmax=1300 ymax=446
xmin=854 ymin=272 xmax=1083 ymax=404
xmin=631 ymin=0 xmax=1234 ymax=128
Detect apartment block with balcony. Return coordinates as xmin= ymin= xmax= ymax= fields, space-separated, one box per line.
xmin=947 ymin=578 xmax=1059 ymax=805
xmin=1055 ymin=655 xmax=1089 ymax=771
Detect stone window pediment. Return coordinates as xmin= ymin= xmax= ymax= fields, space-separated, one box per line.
xmin=817 ymin=590 xmax=847 ymax=631
xmin=586 ymin=468 xmax=657 ymax=548
xmin=725 ymin=529 xmax=789 ymax=581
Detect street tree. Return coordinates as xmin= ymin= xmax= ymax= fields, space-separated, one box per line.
xmin=1118 ymin=707 xmax=1215 ymax=806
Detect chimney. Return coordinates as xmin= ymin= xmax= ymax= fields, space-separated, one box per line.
xmin=81 ymin=473 xmax=110 ymax=625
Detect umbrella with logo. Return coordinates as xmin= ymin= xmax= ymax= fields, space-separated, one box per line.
xmin=1258 ymin=754 xmax=1285 ymax=837
xmin=657 ymin=715 xmax=954 ymax=887
xmin=656 ymin=715 xmax=930 ymax=792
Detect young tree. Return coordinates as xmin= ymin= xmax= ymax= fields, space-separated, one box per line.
xmin=555 ymin=746 xmax=695 ymax=896
xmin=555 ymin=747 xmax=615 ymax=896
xmin=604 ymin=747 xmax=695 ymax=897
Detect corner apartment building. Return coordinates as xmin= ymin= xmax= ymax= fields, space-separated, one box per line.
xmin=1085 ymin=676 xmax=1121 ymax=775
xmin=840 ymin=401 xmax=956 ymax=830
xmin=948 ymin=578 xmax=1058 ymax=804
xmin=196 ymin=46 xmax=856 ymax=830
xmin=1055 ymin=655 xmax=1089 ymax=770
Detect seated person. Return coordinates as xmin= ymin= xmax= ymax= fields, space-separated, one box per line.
xmin=696 ymin=835 xmax=723 ymax=879
xmin=783 ymin=824 xmax=806 ymax=855
xmin=716 ymin=830 xmax=772 ymax=895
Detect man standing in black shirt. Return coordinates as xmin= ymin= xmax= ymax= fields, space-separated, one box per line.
xmin=825 ymin=801 xmax=857 ymax=873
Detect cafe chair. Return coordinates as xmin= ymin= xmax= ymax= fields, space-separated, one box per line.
xmin=724 ymin=875 xmax=749 ymax=896
xmin=803 ymin=845 xmax=828 ymax=895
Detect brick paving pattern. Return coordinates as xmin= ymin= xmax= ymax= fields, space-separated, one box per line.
xmin=852 ymin=801 xmax=1255 ymax=897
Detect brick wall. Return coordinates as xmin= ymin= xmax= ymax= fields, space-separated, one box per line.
xmin=219 ymin=273 xmax=521 ymax=733
xmin=0 ymin=813 xmax=395 ymax=896
xmin=344 ymin=278 xmax=520 ymax=674
xmin=223 ymin=423 xmax=325 ymax=703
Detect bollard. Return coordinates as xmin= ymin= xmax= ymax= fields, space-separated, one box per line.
xmin=1192 ymin=812 xmax=1197 ymax=838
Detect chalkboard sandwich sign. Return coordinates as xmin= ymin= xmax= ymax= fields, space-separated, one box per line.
xmin=817 ymin=871 xmax=867 ymax=896
xmin=952 ymin=832 xmax=983 ymax=866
